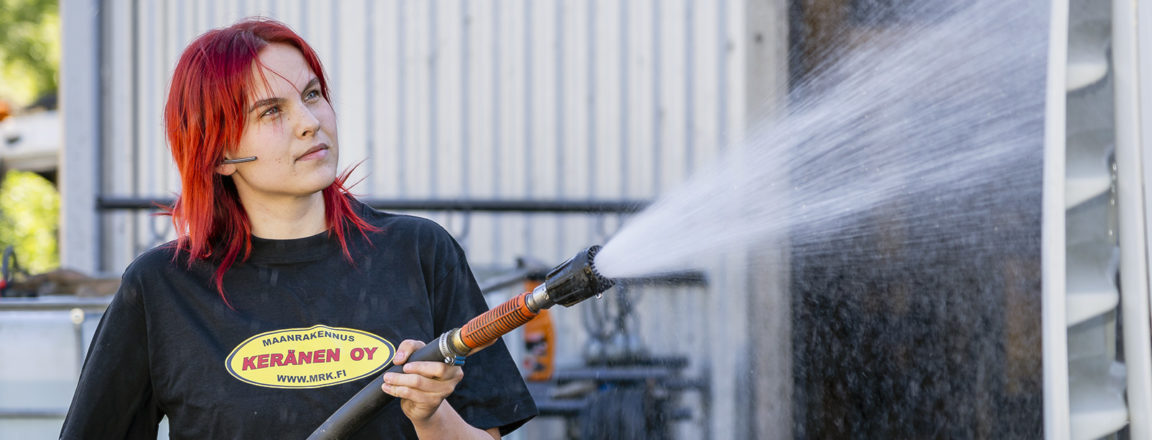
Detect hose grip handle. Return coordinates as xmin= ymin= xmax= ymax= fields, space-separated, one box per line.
xmin=458 ymin=290 xmax=538 ymax=350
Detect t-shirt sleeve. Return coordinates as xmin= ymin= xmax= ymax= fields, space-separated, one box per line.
xmin=428 ymin=228 xmax=539 ymax=435
xmin=60 ymin=271 xmax=163 ymax=439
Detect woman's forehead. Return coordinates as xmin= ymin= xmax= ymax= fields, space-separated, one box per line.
xmin=248 ymin=43 xmax=317 ymax=97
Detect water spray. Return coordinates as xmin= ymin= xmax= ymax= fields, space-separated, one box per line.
xmin=308 ymin=245 xmax=615 ymax=439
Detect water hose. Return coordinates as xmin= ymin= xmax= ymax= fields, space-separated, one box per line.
xmin=308 ymin=245 xmax=615 ymax=439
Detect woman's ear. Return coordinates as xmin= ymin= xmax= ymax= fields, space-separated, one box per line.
xmin=216 ymin=163 xmax=237 ymax=176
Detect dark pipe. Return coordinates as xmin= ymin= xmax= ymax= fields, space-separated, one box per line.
xmin=96 ymin=197 xmax=648 ymax=214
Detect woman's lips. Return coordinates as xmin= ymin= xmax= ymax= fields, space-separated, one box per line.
xmin=296 ymin=144 xmax=329 ymax=161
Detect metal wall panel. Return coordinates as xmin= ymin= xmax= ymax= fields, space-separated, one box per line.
xmin=86 ymin=2 xmax=768 ymax=437
xmin=97 ymin=0 xmax=746 ymax=271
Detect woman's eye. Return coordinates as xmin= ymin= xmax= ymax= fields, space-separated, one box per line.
xmin=304 ymin=89 xmax=321 ymax=101
xmin=261 ymin=106 xmax=281 ymax=118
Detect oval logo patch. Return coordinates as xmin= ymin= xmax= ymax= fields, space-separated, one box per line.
xmin=225 ymin=325 xmax=394 ymax=389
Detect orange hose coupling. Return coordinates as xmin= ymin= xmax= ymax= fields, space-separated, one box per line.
xmin=458 ymin=290 xmax=539 ymax=350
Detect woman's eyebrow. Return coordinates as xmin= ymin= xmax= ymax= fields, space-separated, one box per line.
xmin=248 ymin=78 xmax=320 ymax=113
xmin=301 ymin=77 xmax=320 ymax=91
xmin=249 ymin=97 xmax=283 ymax=113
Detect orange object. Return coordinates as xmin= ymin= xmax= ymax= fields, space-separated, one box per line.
xmin=460 ymin=290 xmax=538 ymax=349
xmin=521 ymin=280 xmax=555 ymax=381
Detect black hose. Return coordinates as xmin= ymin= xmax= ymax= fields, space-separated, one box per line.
xmin=307 ymin=342 xmax=446 ymax=440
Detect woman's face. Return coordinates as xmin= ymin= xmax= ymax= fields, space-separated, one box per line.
xmin=217 ymin=43 xmax=338 ymax=207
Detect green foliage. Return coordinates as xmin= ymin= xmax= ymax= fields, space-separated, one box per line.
xmin=0 ymin=0 xmax=59 ymax=106
xmin=0 ymin=170 xmax=59 ymax=274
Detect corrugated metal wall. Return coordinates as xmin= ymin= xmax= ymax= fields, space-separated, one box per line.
xmin=79 ymin=1 xmax=788 ymax=438
xmin=97 ymin=0 xmax=747 ymax=273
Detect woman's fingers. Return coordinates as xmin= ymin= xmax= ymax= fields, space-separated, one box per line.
xmin=381 ymin=339 xmax=473 ymax=422
xmin=383 ymin=364 xmax=462 ymax=394
xmin=382 ymin=361 xmax=464 ymax=421
xmin=382 ymin=340 xmax=464 ymax=401
xmin=392 ymin=339 xmax=426 ymax=365
xmin=402 ymin=361 xmax=464 ymax=380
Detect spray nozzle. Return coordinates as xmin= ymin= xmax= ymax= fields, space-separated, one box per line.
xmin=532 ymin=245 xmax=615 ymax=309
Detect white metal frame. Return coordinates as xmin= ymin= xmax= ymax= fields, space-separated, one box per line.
xmin=1112 ymin=0 xmax=1152 ymax=437
xmin=1046 ymin=0 xmax=1152 ymax=438
xmin=1043 ymin=0 xmax=1070 ymax=437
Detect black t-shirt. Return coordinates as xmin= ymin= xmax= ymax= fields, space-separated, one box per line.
xmin=61 ymin=200 xmax=537 ymax=439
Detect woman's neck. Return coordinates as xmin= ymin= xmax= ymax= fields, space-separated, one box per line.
xmin=240 ymin=192 xmax=328 ymax=239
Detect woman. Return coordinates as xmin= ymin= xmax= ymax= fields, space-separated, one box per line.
xmin=61 ymin=18 xmax=536 ymax=439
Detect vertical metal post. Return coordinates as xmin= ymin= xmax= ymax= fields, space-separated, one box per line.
xmin=1043 ymin=0 xmax=1071 ymax=438
xmin=1111 ymin=0 xmax=1152 ymax=437
xmin=60 ymin=0 xmax=103 ymax=275
xmin=744 ymin=3 xmax=791 ymax=439
xmin=70 ymin=308 xmax=87 ymax=371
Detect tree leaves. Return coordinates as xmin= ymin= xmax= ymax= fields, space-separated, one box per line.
xmin=0 ymin=0 xmax=59 ymax=106
xmin=0 ymin=170 xmax=59 ymax=273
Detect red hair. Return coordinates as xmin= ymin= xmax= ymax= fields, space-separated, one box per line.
xmin=163 ymin=18 xmax=375 ymax=306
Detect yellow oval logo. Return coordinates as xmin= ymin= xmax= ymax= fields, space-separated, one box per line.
xmin=225 ymin=325 xmax=394 ymax=389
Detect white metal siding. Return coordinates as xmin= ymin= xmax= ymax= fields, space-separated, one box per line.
xmin=95 ymin=0 xmax=748 ymax=273
xmin=71 ymin=1 xmax=780 ymax=438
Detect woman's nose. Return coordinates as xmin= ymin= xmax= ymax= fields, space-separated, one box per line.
xmin=296 ymin=105 xmax=321 ymax=138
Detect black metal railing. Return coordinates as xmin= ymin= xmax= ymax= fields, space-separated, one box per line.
xmin=97 ymin=197 xmax=650 ymax=214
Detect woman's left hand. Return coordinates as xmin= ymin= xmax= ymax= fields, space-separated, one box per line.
xmin=381 ymin=339 xmax=465 ymax=423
